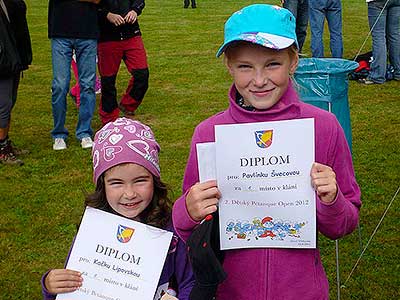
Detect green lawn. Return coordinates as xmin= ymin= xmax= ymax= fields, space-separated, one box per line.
xmin=0 ymin=0 xmax=399 ymax=299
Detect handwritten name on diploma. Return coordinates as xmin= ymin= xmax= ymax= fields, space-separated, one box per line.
xmin=77 ymin=255 xmax=141 ymax=296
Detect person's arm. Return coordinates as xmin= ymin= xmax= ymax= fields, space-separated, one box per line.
xmin=316 ymin=117 xmax=361 ymax=240
xmin=130 ymin=0 xmax=145 ymax=16
xmin=123 ymin=0 xmax=144 ymax=24
xmin=172 ymin=127 xmax=220 ymax=242
xmin=41 ymin=236 xmax=80 ymax=300
xmin=172 ymin=235 xmax=195 ymax=300
xmin=42 ymin=269 xmax=83 ymax=298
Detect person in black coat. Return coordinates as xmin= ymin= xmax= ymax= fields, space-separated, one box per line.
xmin=0 ymin=0 xmax=32 ymax=165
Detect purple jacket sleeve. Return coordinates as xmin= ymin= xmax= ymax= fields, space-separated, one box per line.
xmin=41 ymin=237 xmax=75 ymax=300
xmin=173 ymin=234 xmax=195 ymax=300
xmin=41 ymin=270 xmax=56 ymax=300
xmin=172 ymin=127 xmax=204 ymax=242
xmin=316 ymin=118 xmax=361 ymax=240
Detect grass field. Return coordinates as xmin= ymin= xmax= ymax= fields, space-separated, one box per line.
xmin=0 ymin=0 xmax=399 ymax=299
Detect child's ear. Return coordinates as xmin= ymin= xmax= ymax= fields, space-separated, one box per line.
xmin=289 ymin=52 xmax=299 ymax=75
xmin=224 ymin=56 xmax=234 ymax=76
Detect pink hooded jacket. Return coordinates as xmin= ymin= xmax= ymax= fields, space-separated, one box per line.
xmin=172 ymin=82 xmax=361 ymax=300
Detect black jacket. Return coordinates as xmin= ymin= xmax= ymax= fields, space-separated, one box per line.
xmin=0 ymin=0 xmax=32 ymax=77
xmin=48 ymin=0 xmax=99 ymax=39
xmin=98 ymin=0 xmax=144 ymax=42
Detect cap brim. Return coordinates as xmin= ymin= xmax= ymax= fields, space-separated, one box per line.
xmin=216 ymin=32 xmax=297 ymax=57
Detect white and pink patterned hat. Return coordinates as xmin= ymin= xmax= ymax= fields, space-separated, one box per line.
xmin=92 ymin=118 xmax=160 ymax=183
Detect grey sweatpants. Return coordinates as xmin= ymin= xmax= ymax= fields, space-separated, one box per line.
xmin=0 ymin=73 xmax=20 ymax=128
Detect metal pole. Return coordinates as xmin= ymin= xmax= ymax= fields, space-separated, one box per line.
xmin=335 ymin=240 xmax=341 ymax=300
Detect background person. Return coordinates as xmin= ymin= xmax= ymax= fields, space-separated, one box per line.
xmin=360 ymin=0 xmax=400 ymax=84
xmin=69 ymin=51 xmax=102 ymax=108
xmin=309 ymin=0 xmax=343 ymax=58
xmin=281 ymin=0 xmax=309 ymax=53
xmin=184 ymin=0 xmax=196 ymax=9
xmin=0 ymin=0 xmax=32 ymax=165
xmin=97 ymin=0 xmax=149 ymax=125
xmin=48 ymin=0 xmax=99 ymax=150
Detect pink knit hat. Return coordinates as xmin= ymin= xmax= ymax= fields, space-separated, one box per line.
xmin=92 ymin=118 xmax=161 ymax=183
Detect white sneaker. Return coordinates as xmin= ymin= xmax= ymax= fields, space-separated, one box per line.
xmin=53 ymin=138 xmax=67 ymax=150
xmin=81 ymin=137 xmax=93 ymax=149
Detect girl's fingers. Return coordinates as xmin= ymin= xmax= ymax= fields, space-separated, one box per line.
xmin=186 ymin=181 xmax=221 ymax=221
xmin=46 ymin=269 xmax=83 ymax=293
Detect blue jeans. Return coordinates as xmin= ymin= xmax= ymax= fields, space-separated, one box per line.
xmin=309 ymin=0 xmax=343 ymax=58
xmin=51 ymin=38 xmax=97 ymax=140
xmin=283 ymin=0 xmax=309 ymax=52
xmin=368 ymin=0 xmax=400 ymax=83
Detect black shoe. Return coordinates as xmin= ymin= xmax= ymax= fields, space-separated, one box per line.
xmin=0 ymin=140 xmax=24 ymax=166
xmin=9 ymin=140 xmax=29 ymax=155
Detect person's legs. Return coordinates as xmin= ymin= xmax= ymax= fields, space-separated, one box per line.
xmin=0 ymin=77 xmax=13 ymax=140
xmin=0 ymin=75 xmax=23 ymax=165
xmin=69 ymin=53 xmax=81 ymax=107
xmin=191 ymin=0 xmax=196 ymax=8
xmin=309 ymin=0 xmax=326 ymax=57
xmin=120 ymin=36 xmax=149 ymax=115
xmin=51 ymin=38 xmax=72 ymax=140
xmin=368 ymin=1 xmax=388 ymax=83
xmin=386 ymin=0 xmax=400 ymax=80
xmin=184 ymin=0 xmax=189 ymax=8
xmin=74 ymin=38 xmax=97 ymax=141
xmin=97 ymin=40 xmax=123 ymax=125
xmin=296 ymin=0 xmax=309 ymax=52
xmin=326 ymin=0 xmax=343 ymax=58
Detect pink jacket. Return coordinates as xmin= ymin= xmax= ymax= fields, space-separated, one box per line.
xmin=172 ymin=82 xmax=361 ymax=300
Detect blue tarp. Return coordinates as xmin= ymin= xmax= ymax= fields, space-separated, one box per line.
xmin=294 ymin=58 xmax=358 ymax=151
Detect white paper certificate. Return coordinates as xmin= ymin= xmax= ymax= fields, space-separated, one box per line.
xmin=215 ymin=119 xmax=316 ymax=250
xmin=57 ymin=207 xmax=173 ymax=300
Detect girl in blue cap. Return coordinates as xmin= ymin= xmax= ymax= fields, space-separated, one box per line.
xmin=172 ymin=4 xmax=361 ymax=300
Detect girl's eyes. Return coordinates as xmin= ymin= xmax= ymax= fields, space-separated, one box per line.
xmin=134 ymin=178 xmax=149 ymax=183
xmin=266 ymin=62 xmax=281 ymax=68
xmin=238 ymin=64 xmax=252 ymax=69
xmin=236 ymin=62 xmax=281 ymax=69
xmin=108 ymin=179 xmax=148 ymax=185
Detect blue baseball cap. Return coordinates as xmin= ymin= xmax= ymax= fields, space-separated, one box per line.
xmin=216 ymin=4 xmax=298 ymax=57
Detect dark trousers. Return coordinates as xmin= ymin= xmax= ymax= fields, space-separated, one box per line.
xmin=97 ymin=36 xmax=149 ymax=124
xmin=0 ymin=73 xmax=20 ymax=128
xmin=184 ymin=0 xmax=196 ymax=8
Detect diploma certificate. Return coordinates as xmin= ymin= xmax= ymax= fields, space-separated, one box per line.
xmin=57 ymin=207 xmax=173 ymax=300
xmin=215 ymin=119 xmax=316 ymax=250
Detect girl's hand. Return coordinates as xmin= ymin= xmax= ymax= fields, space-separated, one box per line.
xmin=311 ymin=162 xmax=338 ymax=204
xmin=107 ymin=12 xmax=125 ymax=26
xmin=124 ymin=10 xmax=138 ymax=24
xmin=161 ymin=294 xmax=178 ymax=300
xmin=186 ymin=180 xmax=221 ymax=221
xmin=44 ymin=269 xmax=83 ymax=294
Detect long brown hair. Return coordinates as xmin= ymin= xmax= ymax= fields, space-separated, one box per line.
xmin=85 ymin=175 xmax=171 ymax=229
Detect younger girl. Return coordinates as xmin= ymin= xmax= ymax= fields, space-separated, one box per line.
xmin=41 ymin=118 xmax=194 ymax=300
xmin=172 ymin=4 xmax=361 ymax=300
